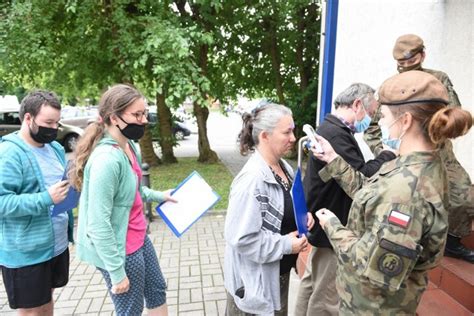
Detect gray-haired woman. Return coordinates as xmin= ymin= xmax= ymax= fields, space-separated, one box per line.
xmin=224 ymin=103 xmax=314 ymax=315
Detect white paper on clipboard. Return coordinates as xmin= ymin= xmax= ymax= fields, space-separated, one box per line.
xmin=156 ymin=171 xmax=220 ymax=237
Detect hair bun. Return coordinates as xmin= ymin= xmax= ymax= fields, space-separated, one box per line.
xmin=429 ymin=107 xmax=473 ymax=144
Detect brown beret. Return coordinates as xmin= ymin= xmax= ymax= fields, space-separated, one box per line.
xmin=393 ymin=34 xmax=424 ymax=60
xmin=377 ymin=71 xmax=449 ymax=106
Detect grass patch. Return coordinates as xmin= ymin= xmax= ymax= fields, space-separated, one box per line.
xmin=149 ymin=157 xmax=233 ymax=211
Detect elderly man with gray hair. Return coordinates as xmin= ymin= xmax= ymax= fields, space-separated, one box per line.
xmin=294 ymin=83 xmax=397 ymax=316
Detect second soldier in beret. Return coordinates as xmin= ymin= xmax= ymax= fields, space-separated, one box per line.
xmin=310 ymin=71 xmax=473 ymax=314
xmin=391 ymin=34 xmax=474 ymax=263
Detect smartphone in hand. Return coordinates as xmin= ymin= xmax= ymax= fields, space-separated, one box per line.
xmin=303 ymin=124 xmax=323 ymax=153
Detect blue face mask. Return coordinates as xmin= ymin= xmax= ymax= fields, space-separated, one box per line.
xmin=379 ymin=116 xmax=405 ymax=150
xmin=354 ymin=114 xmax=371 ymax=133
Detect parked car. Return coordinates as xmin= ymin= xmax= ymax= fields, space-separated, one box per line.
xmin=60 ymin=106 xmax=98 ymax=129
xmin=0 ymin=108 xmax=83 ymax=152
xmin=147 ymin=108 xmax=191 ymax=140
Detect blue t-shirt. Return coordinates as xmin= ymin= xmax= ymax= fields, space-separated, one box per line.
xmin=29 ymin=144 xmax=69 ymax=257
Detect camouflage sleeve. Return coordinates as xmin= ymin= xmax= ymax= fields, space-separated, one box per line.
xmin=363 ymin=104 xmax=384 ymax=156
xmin=325 ymin=202 xmax=429 ymax=291
xmin=318 ymin=155 xmax=367 ymax=198
xmin=442 ymin=76 xmax=462 ymax=107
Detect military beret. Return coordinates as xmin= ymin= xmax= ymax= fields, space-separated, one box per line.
xmin=393 ymin=34 xmax=424 ymax=60
xmin=377 ymin=71 xmax=449 ymax=106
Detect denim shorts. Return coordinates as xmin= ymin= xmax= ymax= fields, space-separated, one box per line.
xmin=99 ymin=236 xmax=167 ymax=315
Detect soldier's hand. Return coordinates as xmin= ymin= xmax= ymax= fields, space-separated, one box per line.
xmin=111 ymin=276 xmax=130 ymax=294
xmin=315 ymin=208 xmax=336 ymax=229
xmin=48 ymin=180 xmax=70 ymax=204
xmin=312 ymin=135 xmax=338 ymax=163
xmin=307 ymin=212 xmax=315 ymax=231
xmin=288 ymin=231 xmax=308 ymax=254
xmin=163 ymin=189 xmax=177 ymax=203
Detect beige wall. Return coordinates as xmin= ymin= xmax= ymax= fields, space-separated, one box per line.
xmin=332 ymin=0 xmax=473 ymax=178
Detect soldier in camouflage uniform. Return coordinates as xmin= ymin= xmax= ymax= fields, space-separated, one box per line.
xmin=311 ymin=71 xmax=473 ymax=314
xmin=364 ymin=34 xmax=474 ymax=263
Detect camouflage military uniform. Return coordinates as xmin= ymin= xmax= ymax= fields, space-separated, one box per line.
xmin=364 ymin=68 xmax=472 ymax=238
xmin=318 ymin=152 xmax=448 ymax=315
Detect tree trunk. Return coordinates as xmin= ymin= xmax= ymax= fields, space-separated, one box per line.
xmin=194 ymin=30 xmax=218 ymax=163
xmin=263 ymin=16 xmax=285 ymax=105
xmin=175 ymin=2 xmax=218 ymax=163
xmin=194 ymin=100 xmax=218 ymax=163
xmin=156 ymin=93 xmax=177 ymax=163
xmin=139 ymin=125 xmax=161 ymax=166
xmin=296 ymin=6 xmax=309 ymax=107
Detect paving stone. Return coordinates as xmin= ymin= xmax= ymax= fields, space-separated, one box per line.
xmin=213 ymin=274 xmax=225 ymax=286
xmin=55 ymin=299 xmax=79 ymax=308
xmin=205 ymin=300 xmax=218 ymax=315
xmin=100 ymin=303 xmax=115 ymax=312
xmin=168 ymin=304 xmax=178 ymax=316
xmin=179 ymin=281 xmax=202 ymax=290
xmin=179 ymin=266 xmax=190 ymax=277
xmin=202 ymin=275 xmax=213 ymax=287
xmin=75 ymin=298 xmax=92 ymax=314
xmin=178 ymin=289 xmax=190 ymax=304
xmin=190 ymin=265 xmax=201 ymax=276
xmin=217 ymin=299 xmax=227 ymax=315
xmin=82 ymin=290 xmax=107 ymax=299
xmin=179 ymin=259 xmax=200 ymax=266
xmin=179 ymin=311 xmax=205 ymax=316
xmin=178 ymin=302 xmax=204 ymax=312
xmin=55 ymin=307 xmax=76 ymax=315
xmin=180 ymin=275 xmax=201 ymax=284
xmin=167 ymin=277 xmax=179 ymax=291
xmin=89 ymin=273 xmax=104 ymax=285
xmin=57 ymin=286 xmax=75 ymax=301
xmin=71 ymin=285 xmax=87 ymax=299
xmin=191 ymin=288 xmax=203 ymax=302
xmin=88 ymin=297 xmax=104 ymax=312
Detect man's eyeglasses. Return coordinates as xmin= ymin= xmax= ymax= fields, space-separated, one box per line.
xmin=125 ymin=109 xmax=149 ymax=121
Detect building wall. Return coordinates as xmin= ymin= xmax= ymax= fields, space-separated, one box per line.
xmin=332 ymin=0 xmax=473 ymax=178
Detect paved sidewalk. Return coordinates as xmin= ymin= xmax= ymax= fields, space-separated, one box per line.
xmin=0 ymin=213 xmax=228 ymax=315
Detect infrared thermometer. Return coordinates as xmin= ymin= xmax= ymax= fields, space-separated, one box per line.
xmin=303 ymin=124 xmax=323 ymax=153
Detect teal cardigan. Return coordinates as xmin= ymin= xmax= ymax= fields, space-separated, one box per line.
xmin=0 ymin=132 xmax=72 ymax=267
xmin=76 ymin=136 xmax=164 ymax=284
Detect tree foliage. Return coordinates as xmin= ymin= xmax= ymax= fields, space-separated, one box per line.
xmin=1 ymin=0 xmax=322 ymax=161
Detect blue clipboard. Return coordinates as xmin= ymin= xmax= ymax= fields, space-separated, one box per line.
xmin=51 ymin=161 xmax=80 ymax=217
xmin=291 ymin=168 xmax=308 ymax=236
xmin=156 ymin=171 xmax=220 ymax=238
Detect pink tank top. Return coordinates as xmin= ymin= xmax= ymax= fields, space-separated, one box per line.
xmin=125 ymin=151 xmax=147 ymax=255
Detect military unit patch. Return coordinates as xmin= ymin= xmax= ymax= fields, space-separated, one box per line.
xmin=388 ymin=210 xmax=411 ymax=228
xmin=378 ymin=252 xmax=404 ymax=276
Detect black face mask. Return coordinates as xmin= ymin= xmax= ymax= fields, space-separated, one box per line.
xmin=397 ymin=62 xmax=422 ymax=73
xmin=29 ymin=120 xmax=58 ymax=144
xmin=116 ymin=116 xmax=145 ymax=140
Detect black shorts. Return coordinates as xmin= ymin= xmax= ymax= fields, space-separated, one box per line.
xmin=1 ymin=248 xmax=70 ymax=309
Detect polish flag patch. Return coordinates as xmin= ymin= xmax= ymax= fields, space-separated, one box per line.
xmin=388 ymin=210 xmax=411 ymax=228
